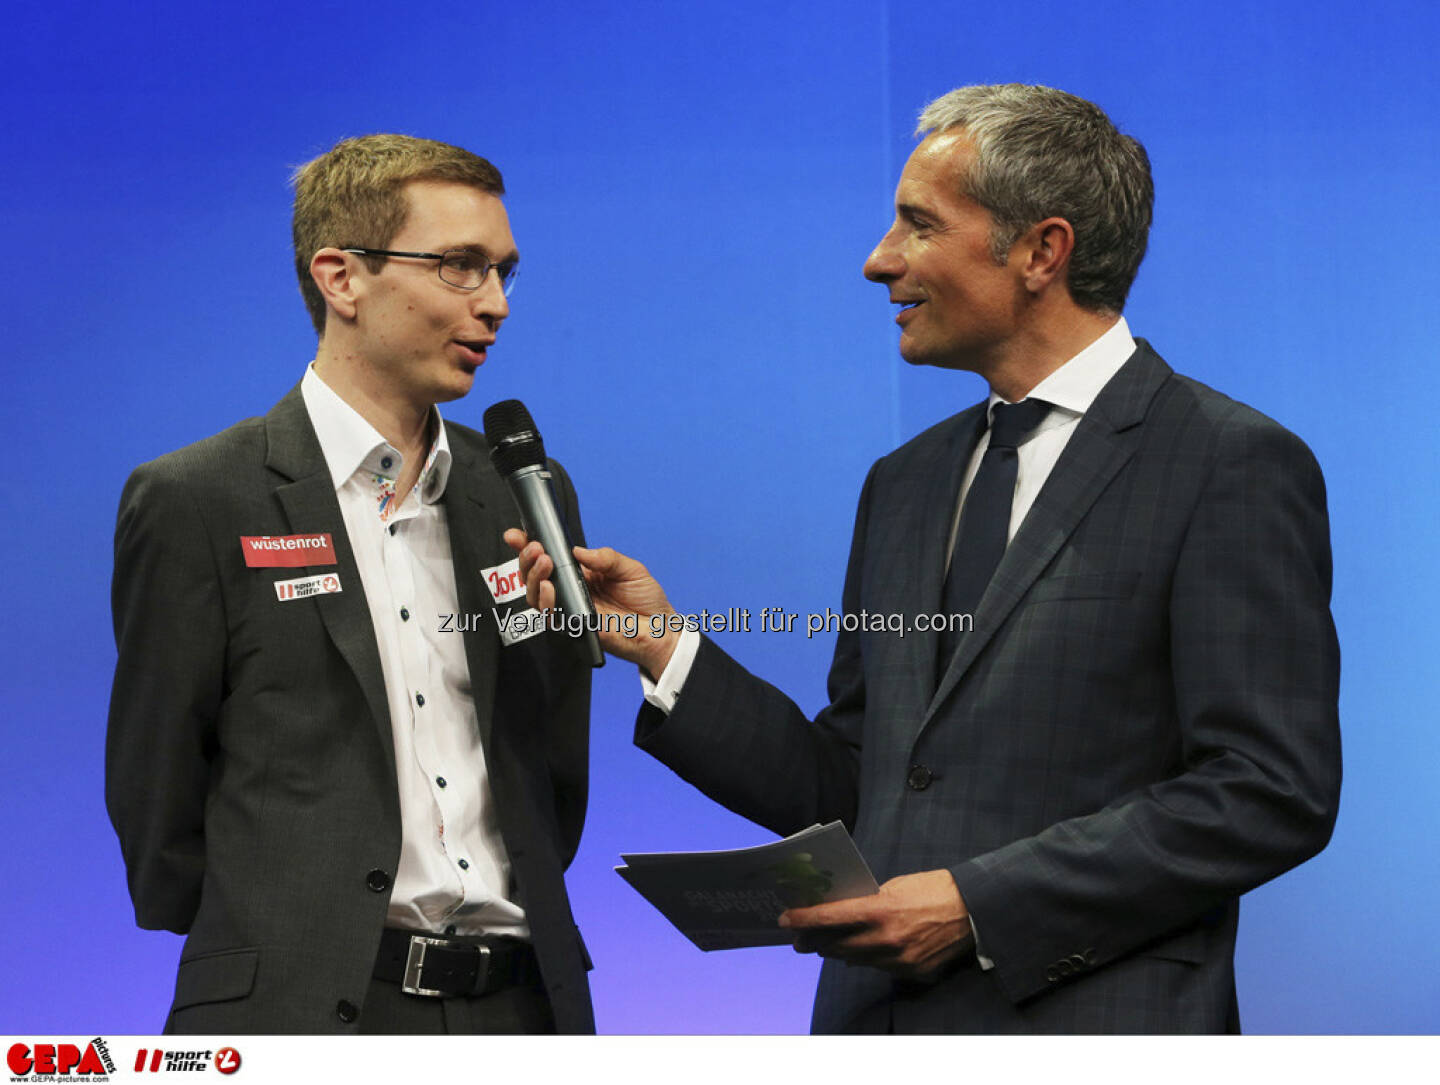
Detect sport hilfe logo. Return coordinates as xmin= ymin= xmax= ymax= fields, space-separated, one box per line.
xmin=273 ymin=572 xmax=343 ymax=601
xmin=132 ymin=1047 xmax=241 ymax=1074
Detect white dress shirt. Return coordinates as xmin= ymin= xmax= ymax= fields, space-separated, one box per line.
xmin=947 ymin=315 xmax=1137 ymax=558
xmin=301 ymin=365 xmax=526 ymax=937
xmin=642 ymin=318 xmax=1137 ymax=712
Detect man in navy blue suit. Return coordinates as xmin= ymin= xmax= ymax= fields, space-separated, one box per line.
xmin=514 ymin=83 xmax=1341 ymax=1032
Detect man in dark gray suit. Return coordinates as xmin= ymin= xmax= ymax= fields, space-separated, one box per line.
xmin=512 ymin=84 xmax=1340 ymax=1032
xmin=108 ymin=135 xmax=595 ymax=1034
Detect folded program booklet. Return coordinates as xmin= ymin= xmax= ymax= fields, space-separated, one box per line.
xmin=616 ymin=821 xmax=880 ymax=951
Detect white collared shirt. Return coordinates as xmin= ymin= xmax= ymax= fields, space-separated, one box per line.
xmin=947 ymin=316 xmax=1137 ymax=558
xmin=301 ymin=364 xmax=526 ymax=937
xmin=641 ymin=317 xmax=1138 ymax=713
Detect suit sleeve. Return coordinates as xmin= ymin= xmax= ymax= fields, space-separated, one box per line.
xmin=106 ymin=462 xmax=226 ymax=933
xmin=543 ymin=456 xmax=592 ymax=865
xmin=632 ymin=464 xmax=876 ymax=835
xmin=950 ymin=418 xmax=1342 ymax=1004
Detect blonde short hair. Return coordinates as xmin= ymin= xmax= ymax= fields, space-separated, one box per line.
xmin=290 ymin=134 xmax=504 ymax=335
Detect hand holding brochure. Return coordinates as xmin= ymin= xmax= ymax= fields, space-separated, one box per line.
xmin=615 ymin=821 xmax=879 ymax=951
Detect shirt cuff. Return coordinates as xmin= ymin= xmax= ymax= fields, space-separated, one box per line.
xmin=639 ymin=627 xmax=702 ymax=714
xmin=971 ymin=914 xmax=994 ymax=971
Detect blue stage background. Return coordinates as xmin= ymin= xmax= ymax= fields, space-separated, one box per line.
xmin=3 ymin=0 xmax=1435 ymax=1033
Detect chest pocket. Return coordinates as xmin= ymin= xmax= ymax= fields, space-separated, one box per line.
xmin=1026 ymin=571 xmax=1140 ymax=603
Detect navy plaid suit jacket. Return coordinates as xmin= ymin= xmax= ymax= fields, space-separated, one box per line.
xmin=637 ymin=341 xmax=1341 ymax=1033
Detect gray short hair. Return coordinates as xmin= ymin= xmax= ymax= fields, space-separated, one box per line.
xmin=917 ymin=84 xmax=1153 ymax=314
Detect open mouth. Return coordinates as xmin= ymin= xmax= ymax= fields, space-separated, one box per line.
xmin=454 ymin=339 xmax=493 ymax=364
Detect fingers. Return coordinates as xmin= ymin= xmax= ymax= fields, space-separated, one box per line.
xmin=791 ymin=924 xmax=866 ymax=955
xmin=777 ymin=874 xmax=969 ymax=978
xmin=509 ymin=534 xmax=556 ymax=611
xmin=788 ymin=919 xmax=946 ymax=977
xmin=573 ymin=544 xmax=635 ymax=579
xmin=506 ymin=530 xmax=568 ymax=611
xmin=781 ymin=898 xmax=876 ymax=958
xmin=780 ymin=896 xmax=872 ymax=931
xmin=511 ymin=536 xmax=620 ymax=605
xmin=502 ymin=537 xmax=680 ymax=672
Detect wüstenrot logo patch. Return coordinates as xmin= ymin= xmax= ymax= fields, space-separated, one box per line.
xmin=240 ymin=533 xmax=337 ymax=568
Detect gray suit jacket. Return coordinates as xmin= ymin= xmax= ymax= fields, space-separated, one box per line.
xmin=637 ymin=342 xmax=1341 ymax=1033
xmin=107 ymin=386 xmax=595 ymax=1033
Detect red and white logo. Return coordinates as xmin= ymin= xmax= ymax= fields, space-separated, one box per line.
xmin=481 ymin=557 xmax=527 ymax=604
xmin=7 ymin=1039 xmax=116 ymax=1077
xmin=274 ymin=572 xmax=343 ymax=602
xmin=131 ymin=1046 xmax=241 ymax=1074
xmin=240 ymin=533 xmax=337 ymax=568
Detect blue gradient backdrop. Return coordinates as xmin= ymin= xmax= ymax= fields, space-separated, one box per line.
xmin=3 ymin=0 xmax=1435 ymax=1034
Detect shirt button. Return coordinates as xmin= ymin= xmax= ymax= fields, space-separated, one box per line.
xmin=336 ymin=999 xmax=359 ymax=1023
xmin=400 ymin=607 xmax=410 ymax=621
xmin=380 ymin=456 xmax=393 ymax=470
xmin=415 ymin=692 xmax=425 ymax=707
xmin=389 ymin=523 xmax=397 ymax=536
xmin=458 ymin=858 xmax=470 ymax=871
xmin=436 ymin=776 xmax=447 ymax=789
xmin=906 ymin=764 xmax=933 ymax=791
xmin=365 ymin=868 xmax=391 ymax=893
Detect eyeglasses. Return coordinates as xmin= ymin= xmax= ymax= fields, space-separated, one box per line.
xmin=341 ymin=247 xmax=519 ymax=296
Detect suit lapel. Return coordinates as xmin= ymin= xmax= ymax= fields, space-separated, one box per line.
xmin=922 ymin=343 xmax=1172 ymax=727
xmin=901 ymin=405 xmax=988 ymax=711
xmin=264 ymin=386 xmax=394 ymax=770
xmin=440 ymin=435 xmax=508 ymax=755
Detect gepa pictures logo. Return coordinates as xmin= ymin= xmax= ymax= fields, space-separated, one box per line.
xmin=7 ymin=1038 xmax=117 ymax=1079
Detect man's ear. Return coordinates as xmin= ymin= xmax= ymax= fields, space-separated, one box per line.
xmin=310 ymin=247 xmax=360 ymax=323
xmin=1016 ymin=217 xmax=1075 ymax=296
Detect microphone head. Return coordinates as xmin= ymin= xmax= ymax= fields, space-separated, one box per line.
xmin=484 ymin=399 xmax=547 ymax=474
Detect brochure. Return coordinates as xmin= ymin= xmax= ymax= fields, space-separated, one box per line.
xmin=616 ymin=821 xmax=879 ymax=951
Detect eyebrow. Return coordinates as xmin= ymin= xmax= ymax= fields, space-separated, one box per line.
xmin=896 ymin=201 xmax=937 ymax=224
xmin=443 ymin=244 xmax=520 ymax=264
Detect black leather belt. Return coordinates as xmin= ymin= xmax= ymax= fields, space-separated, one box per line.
xmin=375 ymin=928 xmax=542 ymax=998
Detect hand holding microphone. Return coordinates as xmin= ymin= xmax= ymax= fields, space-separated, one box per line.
xmin=503 ymin=532 xmax=683 ymax=679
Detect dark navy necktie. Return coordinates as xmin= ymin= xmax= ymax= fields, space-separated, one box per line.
xmin=937 ymin=398 xmax=1051 ymax=678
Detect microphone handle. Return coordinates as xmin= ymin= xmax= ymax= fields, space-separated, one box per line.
xmin=506 ymin=464 xmax=605 ymax=668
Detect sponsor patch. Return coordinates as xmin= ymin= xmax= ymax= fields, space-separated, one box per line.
xmin=495 ymin=606 xmax=546 ymax=646
xmin=480 ymin=557 xmax=527 ymax=604
xmin=274 ymin=572 xmax=342 ymax=601
xmin=241 ymin=533 xmax=337 ymax=568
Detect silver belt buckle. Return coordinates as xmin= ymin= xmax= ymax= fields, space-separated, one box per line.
xmin=402 ymin=934 xmax=491 ymax=997
xmin=402 ymin=935 xmax=448 ymax=997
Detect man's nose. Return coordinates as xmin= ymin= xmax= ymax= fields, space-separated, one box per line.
xmin=471 ymin=271 xmax=510 ymax=323
xmin=863 ymin=230 xmax=903 ymax=282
